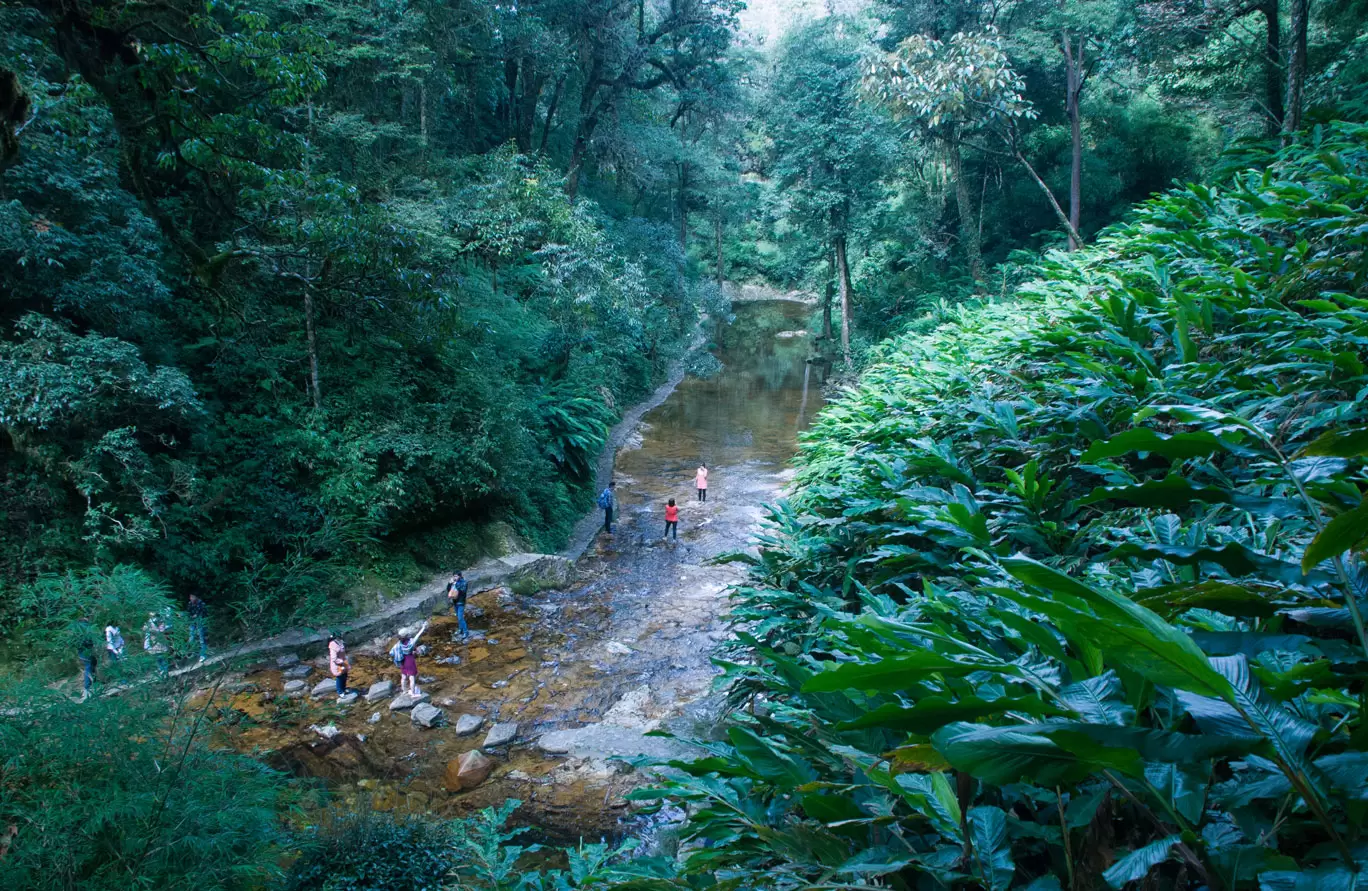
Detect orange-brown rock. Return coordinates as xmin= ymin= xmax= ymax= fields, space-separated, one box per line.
xmin=443 ymin=749 xmax=494 ymax=792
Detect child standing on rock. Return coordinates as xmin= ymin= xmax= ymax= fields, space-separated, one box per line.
xmin=328 ymin=634 xmax=359 ymax=700
xmin=391 ymin=621 xmax=428 ymax=697
xmin=695 ymin=464 xmax=708 ymax=502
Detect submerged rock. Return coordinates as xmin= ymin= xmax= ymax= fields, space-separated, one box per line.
xmin=411 ymin=702 xmax=445 ymax=728
xmin=483 ymin=722 xmax=518 ymax=748
xmin=443 ymin=749 xmax=494 ymax=791
xmin=454 ymin=714 xmax=484 ymax=736
xmin=389 ymin=691 xmax=430 ymax=711
xmin=365 ymin=680 xmax=394 ymax=703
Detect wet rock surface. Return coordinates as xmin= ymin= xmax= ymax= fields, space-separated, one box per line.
xmin=198 ymin=302 xmax=823 ymax=843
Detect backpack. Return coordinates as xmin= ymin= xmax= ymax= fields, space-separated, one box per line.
xmin=390 ymin=643 xmax=405 ymax=666
xmin=597 ymin=489 xmax=611 ymax=509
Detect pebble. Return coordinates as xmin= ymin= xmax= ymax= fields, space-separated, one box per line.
xmin=490 ymin=680 xmax=508 ymax=689
xmin=368 ymin=712 xmax=382 ymax=724
xmin=605 ymin=641 xmax=632 ymax=656
xmin=419 ymin=675 xmax=437 ymax=683
xmin=439 ymin=655 xmax=462 ymax=665
xmin=338 ymin=692 xmax=359 ymax=705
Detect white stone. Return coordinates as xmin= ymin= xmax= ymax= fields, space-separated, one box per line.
xmin=309 ymin=723 xmax=340 ymax=740
xmin=454 ymin=714 xmax=485 ymax=736
xmin=282 ymin=679 xmax=306 ymax=695
xmin=483 ymin=722 xmax=518 ymax=748
xmin=338 ymin=692 xmax=359 ymax=705
xmin=365 ymin=680 xmax=394 ymax=703
xmin=388 ymin=692 xmax=430 ymax=711
xmin=310 ymin=679 xmax=335 ymax=698
xmin=410 ymin=702 xmax=444 ymax=728
xmin=368 ymin=711 xmax=382 ymax=724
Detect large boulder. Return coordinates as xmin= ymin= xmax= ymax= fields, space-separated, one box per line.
xmin=443 ymin=749 xmax=494 ymax=792
xmin=454 ymin=714 xmax=484 ymax=737
xmin=388 ymin=691 xmax=430 ymax=711
xmin=503 ymin=553 xmax=576 ymax=595
xmin=484 ymin=521 xmax=530 ymax=557
xmin=411 ymin=702 xmax=445 ymax=728
xmin=365 ymin=680 xmax=394 ymax=703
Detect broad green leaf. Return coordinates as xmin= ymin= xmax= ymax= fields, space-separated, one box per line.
xmin=1082 ymin=427 xmax=1242 ymax=462
xmin=1109 ymin=542 xmax=1325 ymax=587
xmin=1102 ymin=835 xmax=1181 ymax=888
xmin=1175 ymin=655 xmax=1316 ymax=769
xmin=967 ymin=806 xmax=1014 ymax=891
xmin=1302 ymin=501 xmax=1368 ymax=572
xmin=836 ymin=694 xmax=1058 ymax=732
xmin=1084 ymin=475 xmax=1300 ymax=518
xmin=1143 ymin=761 xmax=1208 ymax=824
xmin=1302 ymin=426 xmax=1368 ymax=457
xmin=932 ymin=722 xmax=1128 ymax=786
xmin=1002 ymin=558 xmax=1234 ymax=700
xmin=727 ymin=727 xmax=818 ymax=787
xmin=1134 ymin=581 xmax=1283 ymax=619
xmin=803 ymin=651 xmax=1014 ymax=693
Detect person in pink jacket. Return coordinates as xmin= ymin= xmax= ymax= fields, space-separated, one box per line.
xmin=695 ymin=464 xmax=709 ymax=502
xmin=328 ymin=634 xmax=358 ymax=699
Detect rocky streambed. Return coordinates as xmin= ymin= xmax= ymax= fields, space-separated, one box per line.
xmin=193 ymin=300 xmax=826 ymax=842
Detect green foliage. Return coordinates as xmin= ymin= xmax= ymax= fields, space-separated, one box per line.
xmin=0 ymin=681 xmax=293 ymax=890
xmin=284 ymin=811 xmax=456 ymax=891
xmin=641 ymin=122 xmax=1368 ymax=889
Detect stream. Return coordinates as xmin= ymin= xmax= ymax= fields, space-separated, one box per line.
xmin=205 ymin=299 xmax=826 ymax=842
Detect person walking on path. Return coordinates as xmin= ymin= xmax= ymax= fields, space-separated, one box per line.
xmin=598 ymin=481 xmax=617 ymax=534
xmin=328 ymin=634 xmax=359 ymax=700
xmin=391 ymin=621 xmax=429 ymax=696
xmin=695 ymin=464 xmax=709 ymax=502
xmin=76 ymin=619 xmax=97 ymax=700
xmin=664 ymin=498 xmax=679 ymax=541
xmin=104 ymin=622 xmax=125 ymax=662
xmin=446 ymin=572 xmax=470 ymax=639
xmin=143 ymin=612 xmax=170 ymax=676
xmin=187 ymin=594 xmax=208 ymax=662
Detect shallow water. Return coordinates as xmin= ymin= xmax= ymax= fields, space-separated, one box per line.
xmin=205 ymin=300 xmax=825 ymax=841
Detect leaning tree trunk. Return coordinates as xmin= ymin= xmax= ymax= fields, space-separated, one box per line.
xmin=1062 ymin=32 xmax=1084 ymax=251
xmin=1260 ymin=0 xmax=1284 ymax=134
xmin=835 ymin=234 xmax=854 ymax=366
xmin=1282 ymin=0 xmax=1309 ymax=141
xmin=945 ymin=133 xmax=983 ymax=282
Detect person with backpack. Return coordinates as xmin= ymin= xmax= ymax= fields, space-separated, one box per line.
xmin=598 ymin=481 xmax=617 ymax=534
xmin=328 ymin=634 xmax=359 ymax=699
xmin=75 ymin=618 xmax=97 ymax=700
xmin=695 ymin=464 xmax=709 ymax=502
xmin=143 ymin=611 xmax=170 ymax=676
xmin=664 ymin=498 xmax=679 ymax=541
xmin=104 ymin=622 xmax=125 ymax=662
xmin=390 ymin=621 xmax=428 ymax=696
xmin=446 ymin=572 xmax=469 ymax=639
xmin=187 ymin=594 xmax=208 ymax=662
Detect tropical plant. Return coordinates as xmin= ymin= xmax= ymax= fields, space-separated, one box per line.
xmin=635 ymin=120 xmax=1368 ymax=889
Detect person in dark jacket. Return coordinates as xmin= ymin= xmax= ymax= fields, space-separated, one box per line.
xmin=187 ymin=594 xmax=208 ymax=662
xmin=599 ymin=481 xmax=617 ymax=534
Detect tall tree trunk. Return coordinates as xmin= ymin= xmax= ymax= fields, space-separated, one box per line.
xmin=946 ymin=134 xmax=983 ymax=282
xmin=303 ymin=287 xmax=321 ymax=412
xmin=1260 ymin=0 xmax=1284 ymax=134
xmin=835 ymin=234 xmax=853 ymax=366
xmin=714 ymin=216 xmax=724 ymax=291
xmin=1062 ymin=32 xmax=1084 ymax=251
xmin=419 ymin=82 xmax=428 ymax=152
xmin=538 ymin=73 xmax=566 ymax=155
xmin=823 ymin=249 xmax=834 ymax=341
xmin=1282 ymin=0 xmax=1309 ymax=140
xmin=678 ymin=161 xmax=689 ymax=249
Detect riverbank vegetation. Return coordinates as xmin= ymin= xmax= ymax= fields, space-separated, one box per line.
xmin=6 ymin=0 xmax=1368 ymax=889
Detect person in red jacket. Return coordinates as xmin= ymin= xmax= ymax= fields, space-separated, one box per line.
xmin=664 ymin=498 xmax=679 ymax=541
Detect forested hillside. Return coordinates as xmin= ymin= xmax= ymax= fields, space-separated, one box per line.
xmin=5 ymin=0 xmax=1368 ymax=889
